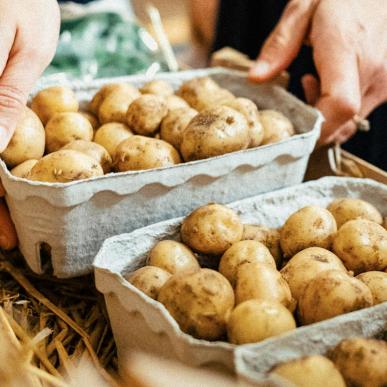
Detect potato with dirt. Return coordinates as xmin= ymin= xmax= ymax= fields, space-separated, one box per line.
xmin=356 ymin=271 xmax=387 ymax=304
xmin=10 ymin=159 xmax=38 ymax=178
xmin=140 ymin=80 xmax=174 ymax=97
xmin=260 ymin=110 xmax=295 ymax=145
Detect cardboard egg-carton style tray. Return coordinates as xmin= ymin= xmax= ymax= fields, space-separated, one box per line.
xmin=0 ymin=68 xmax=322 ymax=278
xmin=93 ymin=177 xmax=387 ymax=375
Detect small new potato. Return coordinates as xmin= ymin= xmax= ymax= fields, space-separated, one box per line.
xmin=270 ymin=355 xmax=346 ymax=387
xmin=180 ymin=106 xmax=250 ymax=161
xmin=114 ymin=136 xmax=181 ymax=172
xmin=140 ymin=80 xmax=174 ymax=97
xmin=1 ymin=107 xmax=45 ymax=167
xmin=356 ymin=271 xmax=387 ymax=304
xmin=219 ymin=240 xmax=276 ymax=287
xmin=45 ymin=112 xmax=93 ymax=153
xmin=260 ymin=110 xmax=295 ymax=145
xmin=333 ymin=219 xmax=387 ymax=274
xmin=28 ymin=150 xmax=104 ymax=183
xmin=299 ymin=270 xmax=373 ymax=325
xmin=158 ymin=269 xmax=234 ymax=340
xmin=10 ymin=159 xmax=38 ymax=178
xmin=329 ymin=338 xmax=387 ymax=387
xmin=80 ymin=112 xmax=100 ymax=130
xmin=328 ymin=198 xmax=382 ymax=228
xmin=94 ymin=122 xmax=133 ymax=157
xmin=125 ymin=266 xmax=171 ymax=300
xmin=181 ymin=203 xmax=243 ymax=255
xmin=31 ymin=86 xmax=79 ymax=125
xmin=166 ymin=95 xmax=190 ymax=111
xmin=280 ymin=206 xmax=337 ymax=258
xmin=227 ymin=299 xmax=296 ymax=344
xmin=61 ymin=140 xmax=112 ymax=173
xmin=148 ymin=240 xmax=199 ymax=274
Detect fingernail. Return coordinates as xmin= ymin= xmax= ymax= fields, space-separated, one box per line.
xmin=249 ymin=60 xmax=271 ymax=78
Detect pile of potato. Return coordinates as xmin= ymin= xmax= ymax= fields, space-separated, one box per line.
xmin=125 ymin=197 xmax=387 ymax=345
xmin=1 ymin=77 xmax=295 ymax=183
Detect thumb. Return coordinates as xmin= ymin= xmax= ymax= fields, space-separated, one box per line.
xmin=249 ymin=0 xmax=319 ymax=82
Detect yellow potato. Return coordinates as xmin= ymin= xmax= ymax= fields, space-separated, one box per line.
xmin=148 ymin=240 xmax=199 ymax=274
xmin=356 ymin=271 xmax=387 ymax=304
xmin=140 ymin=80 xmax=174 ymax=97
xmin=260 ymin=110 xmax=295 ymax=145
xmin=80 ymin=111 xmax=100 ymax=131
xmin=45 ymin=112 xmax=93 ymax=153
xmin=166 ymin=95 xmax=190 ymax=111
xmin=31 ymin=86 xmax=79 ymax=125
xmin=10 ymin=159 xmax=38 ymax=178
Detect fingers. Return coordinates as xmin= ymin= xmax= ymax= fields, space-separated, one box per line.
xmin=302 ymin=74 xmax=320 ymax=105
xmin=249 ymin=0 xmax=320 ymax=82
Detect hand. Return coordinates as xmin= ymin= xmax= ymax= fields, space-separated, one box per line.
xmin=249 ymin=0 xmax=387 ymax=145
xmin=0 ymin=0 xmax=60 ymax=151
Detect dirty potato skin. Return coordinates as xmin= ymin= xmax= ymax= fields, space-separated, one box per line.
xmin=280 ymin=206 xmax=338 ymax=258
xmin=140 ymin=80 xmax=174 ymax=97
xmin=166 ymin=95 xmax=190 ymax=111
xmin=181 ymin=204 xmax=243 ymax=255
xmin=298 ymin=270 xmax=373 ymax=325
xmin=356 ymin=271 xmax=387 ymax=304
xmin=114 ymin=136 xmax=181 ymax=172
xmin=10 ymin=159 xmax=38 ymax=178
xmin=125 ymin=266 xmax=171 ymax=300
xmin=260 ymin=110 xmax=295 ymax=145
xmin=158 ymin=269 xmax=235 ymax=340
xmin=329 ymin=338 xmax=387 ymax=387
xmin=180 ymin=106 xmax=250 ymax=161
xmin=333 ymin=219 xmax=387 ymax=274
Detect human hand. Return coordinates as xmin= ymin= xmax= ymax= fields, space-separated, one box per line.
xmin=0 ymin=0 xmax=60 ymax=151
xmin=249 ymin=0 xmax=387 ymax=145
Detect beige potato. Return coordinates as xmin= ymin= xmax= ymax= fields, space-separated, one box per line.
xmin=31 ymin=86 xmax=79 ymax=125
xmin=61 ymin=140 xmax=112 ymax=173
xmin=242 ymin=224 xmax=282 ymax=266
xmin=260 ymin=110 xmax=295 ymax=145
xmin=180 ymin=106 xmax=250 ymax=161
xmin=219 ymin=240 xmax=276 ymax=287
xmin=356 ymin=271 xmax=387 ymax=304
xmin=148 ymin=240 xmax=199 ymax=274
xmin=333 ymin=219 xmax=387 ymax=274
xmin=10 ymin=159 xmax=38 ymax=178
xmin=329 ymin=338 xmax=387 ymax=387
xmin=270 ymin=355 xmax=346 ymax=387
xmin=235 ymin=262 xmax=294 ymax=309
xmin=299 ymin=270 xmax=373 ymax=325
xmin=126 ymin=94 xmax=168 ymax=136
xmin=280 ymin=247 xmax=347 ymax=301
xmin=227 ymin=299 xmax=296 ymax=345
xmin=45 ymin=112 xmax=93 ymax=153
xmin=160 ymin=107 xmax=197 ymax=149
xmin=1 ymin=107 xmax=45 ymax=167
xmin=125 ymin=266 xmax=171 ymax=300
xmin=94 ymin=122 xmax=133 ymax=157
xmin=280 ymin=206 xmax=337 ymax=258
xmin=158 ymin=269 xmax=234 ymax=340
xmin=328 ymin=198 xmax=382 ymax=228
xmin=140 ymin=80 xmax=174 ymax=97
xmin=29 ymin=150 xmax=103 ymax=183
xmin=181 ymin=203 xmax=243 ymax=255
xmin=114 ymin=136 xmax=181 ymax=172
xmin=80 ymin=112 xmax=100 ymax=130
xmin=166 ymin=95 xmax=190 ymax=111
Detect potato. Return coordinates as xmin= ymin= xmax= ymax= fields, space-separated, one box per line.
xmin=140 ymin=80 xmax=174 ymax=97
xmin=125 ymin=266 xmax=171 ymax=300
xmin=148 ymin=240 xmax=199 ymax=274
xmin=29 ymin=150 xmax=103 ymax=183
xmin=328 ymin=198 xmax=383 ymax=228
xmin=160 ymin=107 xmax=197 ymax=149
xmin=270 ymin=355 xmax=346 ymax=387
xmin=280 ymin=247 xmax=347 ymax=301
xmin=180 ymin=106 xmax=250 ymax=161
xmin=31 ymin=86 xmax=79 ymax=125
xmin=166 ymin=95 xmax=190 ymax=111
xmin=227 ymin=299 xmax=296 ymax=344
xmin=280 ymin=206 xmax=337 ymax=258
xmin=299 ymin=270 xmax=373 ymax=325
xmin=356 ymin=271 xmax=387 ymax=304
xmin=384 ymin=216 xmax=387 ymax=230
xmin=45 ymin=112 xmax=93 ymax=153
xmin=260 ymin=110 xmax=295 ymax=145
xmin=80 ymin=112 xmax=100 ymax=130
xmin=94 ymin=122 xmax=133 ymax=157
xmin=333 ymin=219 xmax=387 ymax=274
xmin=242 ymin=224 xmax=282 ymax=267
xmin=181 ymin=203 xmax=243 ymax=255
xmin=114 ymin=136 xmax=181 ymax=172
xmin=219 ymin=240 xmax=276 ymax=287
xmin=126 ymin=95 xmax=168 ymax=136
xmin=10 ymin=159 xmax=38 ymax=178
xmin=61 ymin=140 xmax=112 ymax=173
xmin=235 ymin=262 xmax=294 ymax=309
xmin=158 ymin=269 xmax=234 ymax=340
xmin=329 ymin=338 xmax=387 ymax=387
xmin=1 ymin=107 xmax=45 ymax=167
